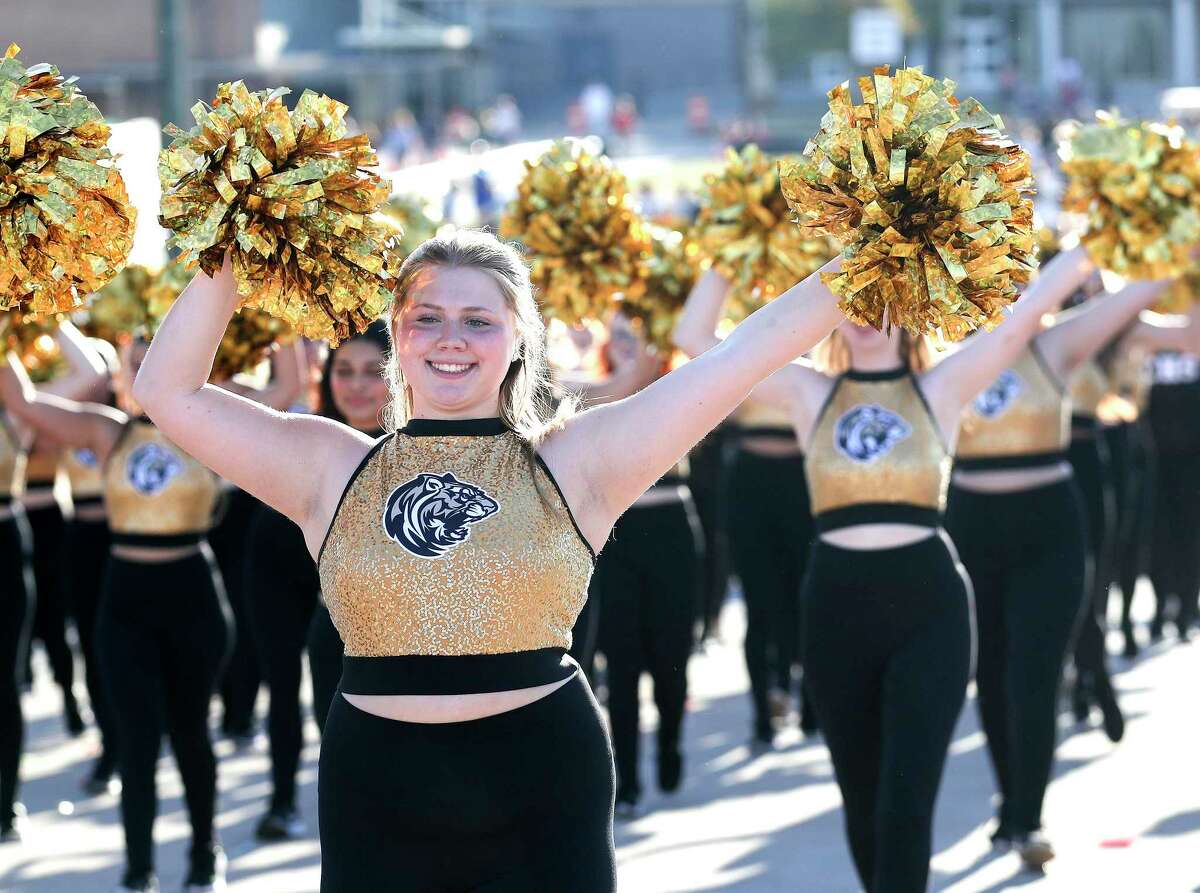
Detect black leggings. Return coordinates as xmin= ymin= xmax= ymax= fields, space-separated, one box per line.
xmin=96 ymin=551 xmax=232 ymax=879
xmin=945 ymin=478 xmax=1087 ymax=836
xmin=1067 ymin=435 xmax=1117 ymax=700
xmin=318 ymin=673 xmax=616 ymax=892
xmin=0 ymin=514 xmax=35 ymax=827
xmin=64 ymin=517 xmax=117 ymax=769
xmin=728 ymin=449 xmax=812 ymax=736
xmin=689 ymin=428 xmax=733 ymax=639
xmin=245 ymin=504 xmax=319 ymax=812
xmin=26 ymin=503 xmax=76 ymax=702
xmin=1106 ymin=422 xmax=1155 ymax=634
xmin=802 ymin=533 xmax=972 ymax=893
xmin=307 ymin=601 xmax=344 ymax=735
xmin=1149 ymin=452 xmax=1200 ymax=633
xmin=209 ymin=488 xmax=261 ymax=734
xmin=595 ymin=498 xmax=702 ymax=804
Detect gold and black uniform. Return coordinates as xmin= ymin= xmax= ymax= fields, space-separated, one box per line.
xmin=318 ymin=416 xmax=594 ymax=695
xmin=956 ymin=344 xmax=1069 ymax=470
xmin=806 ymin=367 xmax=950 ymax=532
xmin=62 ymin=447 xmax=105 ymax=509
xmin=0 ymin=418 xmax=26 ymax=503
xmin=1068 ymin=359 xmax=1109 ymax=435
xmin=105 ymin=420 xmax=220 ymax=546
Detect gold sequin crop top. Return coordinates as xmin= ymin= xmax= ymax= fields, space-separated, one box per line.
xmin=105 ymin=420 xmax=220 ymax=546
xmin=62 ymin=447 xmax=104 ymax=505
xmin=1068 ymin=360 xmax=1109 ymax=425
xmin=806 ymin=368 xmax=950 ymax=532
xmin=318 ymin=417 xmax=596 ymax=696
xmin=0 ymin=418 xmax=26 ymax=501
xmin=955 ymin=344 xmax=1070 ymax=470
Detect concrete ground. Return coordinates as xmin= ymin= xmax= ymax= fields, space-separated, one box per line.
xmin=2 ymin=585 xmax=1198 ymax=893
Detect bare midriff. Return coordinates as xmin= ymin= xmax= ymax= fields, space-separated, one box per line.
xmin=342 ymin=673 xmax=575 ymax=723
xmin=951 ymin=462 xmax=1072 ymax=494
xmin=818 ymin=523 xmax=936 ymax=551
xmin=739 ymin=436 xmax=802 ymax=458
xmin=111 ymin=543 xmax=202 ymax=563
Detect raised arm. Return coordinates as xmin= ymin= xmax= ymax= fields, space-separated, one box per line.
xmin=220 ymin=340 xmax=305 ymax=410
xmin=1116 ymin=306 xmax=1200 ymax=355
xmin=0 ymin=353 xmax=125 ymax=460
xmin=541 ymin=256 xmax=844 ymax=547
xmin=919 ymin=246 xmax=1097 ymax=435
xmin=41 ymin=321 xmax=109 ymax=401
xmin=132 ymin=256 xmax=377 ymax=545
xmin=1035 ymin=278 xmax=1174 ymax=381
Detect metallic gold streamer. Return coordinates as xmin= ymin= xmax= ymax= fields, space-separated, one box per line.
xmin=780 ymin=66 xmax=1035 ymax=341
xmin=0 ymin=44 xmax=136 ymax=314
xmin=693 ymin=144 xmax=834 ymax=320
xmin=1060 ymin=113 xmax=1200 ymax=281
xmin=158 ymin=81 xmax=398 ymax=345
xmin=500 ymin=139 xmax=650 ymax=326
xmin=0 ymin=309 xmax=65 ymax=383
xmin=619 ymin=225 xmax=700 ymax=350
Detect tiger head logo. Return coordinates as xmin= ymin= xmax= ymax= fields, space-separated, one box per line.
xmin=973 ymin=370 xmax=1023 ymax=419
xmin=382 ymin=472 xmax=500 ymax=559
xmin=126 ymin=443 xmax=184 ymax=496
xmin=834 ymin=404 xmax=912 ymax=464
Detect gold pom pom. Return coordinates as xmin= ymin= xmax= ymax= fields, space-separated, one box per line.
xmin=1 ymin=310 xmax=65 ymax=383
xmin=381 ymin=194 xmax=439 ymax=260
xmin=0 ymin=44 xmax=136 ymax=314
xmin=618 ymin=225 xmax=701 ymax=350
xmin=692 ymin=144 xmax=835 ymax=320
xmin=79 ymin=264 xmax=157 ymax=344
xmin=1060 ymin=113 xmax=1200 ymax=280
xmin=1157 ymin=268 xmax=1200 ymax=314
xmin=780 ymin=66 xmax=1036 ymax=341
xmin=500 ymin=138 xmax=650 ymax=325
xmin=158 ymin=81 xmax=397 ymax=345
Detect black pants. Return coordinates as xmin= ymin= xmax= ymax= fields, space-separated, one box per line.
xmin=1067 ymin=435 xmax=1118 ymax=701
xmin=728 ymin=449 xmax=812 ymax=736
xmin=1149 ymin=452 xmax=1200 ymax=633
xmin=64 ymin=517 xmax=117 ymax=770
xmin=319 ymin=673 xmax=616 ymax=892
xmin=246 ymin=504 xmax=319 ymax=812
xmin=1106 ymin=422 xmax=1155 ymax=635
xmin=307 ymin=601 xmax=344 ymax=735
xmin=594 ymin=498 xmax=702 ymax=804
xmin=209 ymin=488 xmax=261 ymax=735
xmin=26 ymin=503 xmax=77 ymax=703
xmin=802 ymin=533 xmax=972 ymax=893
xmin=96 ymin=551 xmax=232 ymax=879
xmin=945 ymin=478 xmax=1087 ymax=836
xmin=688 ymin=428 xmax=733 ymax=639
xmin=0 ymin=514 xmax=35 ymax=827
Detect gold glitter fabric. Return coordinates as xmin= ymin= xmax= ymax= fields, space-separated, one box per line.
xmin=1068 ymin=360 xmax=1109 ymax=419
xmin=158 ymin=81 xmax=398 ymax=345
xmin=734 ymin=399 xmax=797 ymax=434
xmin=1060 ymin=114 xmax=1200 ymax=281
xmin=61 ymin=447 xmax=103 ymax=499
xmin=956 ymin=347 xmax=1070 ymax=460
xmin=104 ymin=421 xmax=219 ymax=536
xmin=618 ymin=225 xmax=700 ymax=350
xmin=806 ymin=373 xmax=949 ymax=517
xmin=2 ymin=309 xmax=65 ymax=383
xmin=0 ymin=44 xmax=136 ymax=315
xmin=693 ymin=144 xmax=834 ymax=320
xmin=500 ymin=138 xmax=651 ymax=326
xmin=23 ymin=445 xmax=60 ymax=485
xmin=780 ymin=66 xmax=1035 ymax=341
xmin=0 ymin=417 xmax=26 ymax=498
xmin=318 ymin=428 xmax=595 ymax=658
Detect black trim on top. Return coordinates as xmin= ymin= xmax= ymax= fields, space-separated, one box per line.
xmin=316 ymin=433 xmax=394 ymax=568
xmin=814 ymin=502 xmax=942 ymax=533
xmin=339 ymin=648 xmax=579 ymax=695
xmin=1029 ymin=340 xmax=1066 ymax=395
xmin=844 ymin=366 xmax=908 ymax=382
xmin=909 ymin=373 xmax=952 ymax=453
xmin=954 ymin=451 xmax=1068 ymax=471
xmin=807 ymin=377 xmax=845 ymax=449
xmin=110 ymin=530 xmax=205 ymax=547
xmin=72 ymin=494 xmax=105 ymax=507
xmin=533 ymin=453 xmax=597 ymax=562
xmin=737 ymin=425 xmax=797 ymax=440
xmin=401 ymin=417 xmax=509 ymax=437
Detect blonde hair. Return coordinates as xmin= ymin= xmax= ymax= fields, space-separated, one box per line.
xmin=810 ymin=328 xmax=933 ymax=376
xmin=383 ymin=229 xmax=575 ymax=443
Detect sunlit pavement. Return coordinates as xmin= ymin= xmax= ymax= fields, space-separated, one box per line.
xmin=3 ymin=582 xmax=1198 ymax=892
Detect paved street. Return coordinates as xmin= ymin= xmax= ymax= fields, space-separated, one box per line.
xmin=2 ymin=585 xmax=1198 ymax=892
